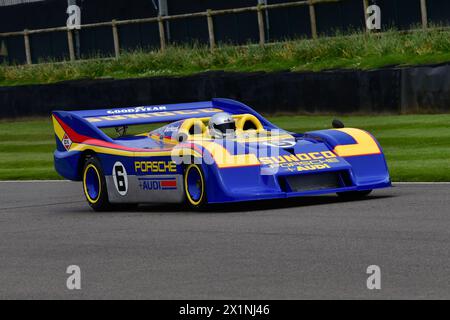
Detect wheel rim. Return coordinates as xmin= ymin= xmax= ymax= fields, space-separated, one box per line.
xmin=84 ymin=164 xmax=101 ymax=203
xmin=186 ymin=165 xmax=203 ymax=205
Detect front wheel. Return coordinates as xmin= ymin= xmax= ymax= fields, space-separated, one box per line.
xmin=82 ymin=156 xmax=111 ymax=211
xmin=337 ymin=190 xmax=372 ymax=200
xmin=184 ymin=164 xmax=208 ymax=210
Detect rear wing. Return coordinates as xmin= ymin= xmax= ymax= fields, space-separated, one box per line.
xmin=52 ymin=99 xmax=278 ymax=150
xmin=54 ymin=98 xmax=274 ymax=129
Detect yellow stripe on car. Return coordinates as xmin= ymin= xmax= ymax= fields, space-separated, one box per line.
xmin=52 ymin=115 xmax=66 ymax=142
xmin=190 ymin=141 xmax=260 ymax=168
xmin=332 ymin=128 xmax=381 ymax=157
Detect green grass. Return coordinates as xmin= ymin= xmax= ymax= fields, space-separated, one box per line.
xmin=0 ymin=119 xmax=57 ymax=180
xmin=1 ymin=114 xmax=449 ymax=181
xmin=1 ymin=28 xmax=450 ymax=86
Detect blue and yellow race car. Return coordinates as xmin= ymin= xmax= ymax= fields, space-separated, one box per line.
xmin=52 ymin=98 xmax=391 ymax=211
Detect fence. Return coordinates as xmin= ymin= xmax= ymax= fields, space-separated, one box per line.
xmin=0 ymin=0 xmax=442 ymax=65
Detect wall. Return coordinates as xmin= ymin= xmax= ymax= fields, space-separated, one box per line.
xmin=1 ymin=63 xmax=449 ymax=118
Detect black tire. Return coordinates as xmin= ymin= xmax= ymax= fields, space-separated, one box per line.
xmin=82 ymin=156 xmax=112 ymax=211
xmin=337 ymin=190 xmax=372 ymax=200
xmin=183 ymin=164 xmax=208 ymax=210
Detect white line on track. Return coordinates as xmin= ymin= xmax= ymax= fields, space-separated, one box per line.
xmin=0 ymin=181 xmax=450 ymax=184
xmin=393 ymin=182 xmax=450 ymax=185
xmin=0 ymin=180 xmax=72 ymax=183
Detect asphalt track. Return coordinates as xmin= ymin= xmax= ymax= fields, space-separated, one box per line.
xmin=0 ymin=182 xmax=449 ymax=299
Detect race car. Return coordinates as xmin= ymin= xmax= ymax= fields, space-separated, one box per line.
xmin=52 ymin=98 xmax=391 ymax=211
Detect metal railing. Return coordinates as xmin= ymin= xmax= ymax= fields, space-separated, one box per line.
xmin=0 ymin=0 xmax=432 ymax=65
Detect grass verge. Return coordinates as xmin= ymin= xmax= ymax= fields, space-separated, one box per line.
xmin=1 ymin=114 xmax=449 ymax=181
xmin=1 ymin=28 xmax=450 ymax=87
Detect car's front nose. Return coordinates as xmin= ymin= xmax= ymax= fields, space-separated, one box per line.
xmin=195 ymin=136 xmax=390 ymax=203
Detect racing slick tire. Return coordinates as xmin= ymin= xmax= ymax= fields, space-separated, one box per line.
xmin=337 ymin=190 xmax=372 ymax=200
xmin=184 ymin=164 xmax=208 ymax=210
xmin=82 ymin=156 xmax=112 ymax=212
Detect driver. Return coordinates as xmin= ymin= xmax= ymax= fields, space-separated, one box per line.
xmin=208 ymin=112 xmax=236 ymax=139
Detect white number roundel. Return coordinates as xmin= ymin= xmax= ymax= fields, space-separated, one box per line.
xmin=112 ymin=162 xmax=128 ymax=196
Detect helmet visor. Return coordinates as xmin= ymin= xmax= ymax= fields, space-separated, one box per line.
xmin=213 ymin=121 xmax=236 ymax=134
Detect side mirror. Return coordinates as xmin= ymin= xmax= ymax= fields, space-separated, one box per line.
xmin=114 ymin=126 xmax=128 ymax=137
xmin=332 ymin=119 xmax=345 ymax=129
xmin=175 ymin=132 xmax=189 ymax=143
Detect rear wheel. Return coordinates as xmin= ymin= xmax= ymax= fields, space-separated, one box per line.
xmin=184 ymin=164 xmax=208 ymax=210
xmin=82 ymin=156 xmax=111 ymax=211
xmin=337 ymin=190 xmax=372 ymax=200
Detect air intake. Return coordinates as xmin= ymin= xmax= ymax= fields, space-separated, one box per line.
xmin=283 ymin=171 xmax=352 ymax=192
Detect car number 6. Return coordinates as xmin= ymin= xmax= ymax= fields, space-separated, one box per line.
xmin=113 ymin=162 xmax=128 ymax=196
